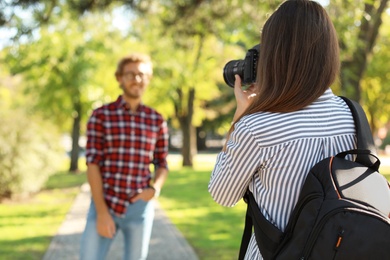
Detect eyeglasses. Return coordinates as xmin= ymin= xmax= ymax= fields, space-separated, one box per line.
xmin=122 ymin=72 xmax=151 ymax=82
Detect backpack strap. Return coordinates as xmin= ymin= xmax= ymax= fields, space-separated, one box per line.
xmin=239 ymin=198 xmax=254 ymax=260
xmin=239 ymin=191 xmax=283 ymax=260
xmin=339 ymin=96 xmax=378 ymax=169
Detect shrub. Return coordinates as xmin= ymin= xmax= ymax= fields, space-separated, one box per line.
xmin=0 ymin=108 xmax=63 ymax=200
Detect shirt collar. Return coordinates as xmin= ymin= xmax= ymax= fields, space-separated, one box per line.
xmin=316 ymin=88 xmax=334 ymax=102
xmin=115 ymin=95 xmax=145 ymax=112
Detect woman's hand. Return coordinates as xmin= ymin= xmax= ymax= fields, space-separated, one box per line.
xmin=222 ymin=75 xmax=258 ymax=152
xmin=233 ymin=75 xmax=257 ymax=121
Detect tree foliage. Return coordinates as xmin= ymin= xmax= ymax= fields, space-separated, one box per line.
xmin=0 ymin=66 xmax=63 ymax=200
xmin=360 ymin=13 xmax=390 ymax=135
xmin=329 ymin=0 xmax=389 ymax=101
xmin=3 ymin=4 xmax=136 ymax=171
xmin=328 ymin=0 xmax=390 ymax=140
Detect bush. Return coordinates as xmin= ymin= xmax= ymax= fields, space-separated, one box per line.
xmin=0 ymin=108 xmax=63 ymax=200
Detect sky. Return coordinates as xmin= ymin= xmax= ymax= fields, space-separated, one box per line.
xmin=317 ymin=0 xmax=330 ymax=6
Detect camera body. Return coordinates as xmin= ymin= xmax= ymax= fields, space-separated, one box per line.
xmin=223 ymin=44 xmax=260 ymax=88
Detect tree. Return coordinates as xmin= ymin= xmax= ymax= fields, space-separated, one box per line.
xmin=360 ymin=13 xmax=390 ymax=137
xmin=328 ymin=0 xmax=390 ymax=141
xmin=131 ymin=15 xmax=226 ymax=166
xmin=0 ymin=63 xmax=63 ymax=199
xmin=131 ymin=0 xmax=275 ymax=166
xmin=330 ymin=0 xmax=389 ymax=102
xmin=4 ymin=5 xmax=134 ymax=171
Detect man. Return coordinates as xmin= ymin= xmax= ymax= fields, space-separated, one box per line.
xmin=80 ymin=53 xmax=169 ymax=260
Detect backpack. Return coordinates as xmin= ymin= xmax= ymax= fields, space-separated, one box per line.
xmin=239 ymin=97 xmax=390 ymax=260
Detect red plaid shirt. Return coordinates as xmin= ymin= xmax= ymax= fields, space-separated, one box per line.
xmin=86 ymin=96 xmax=169 ymax=216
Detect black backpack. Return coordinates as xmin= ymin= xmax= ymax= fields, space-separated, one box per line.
xmin=239 ymin=97 xmax=390 ymax=260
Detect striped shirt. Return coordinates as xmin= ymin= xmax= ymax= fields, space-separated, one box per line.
xmin=208 ymin=89 xmax=356 ymax=259
xmin=86 ymin=95 xmax=169 ymax=216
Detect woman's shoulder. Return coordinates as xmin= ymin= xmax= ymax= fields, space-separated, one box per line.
xmin=242 ymin=92 xmax=351 ymax=125
xmin=237 ymin=94 xmax=354 ymax=145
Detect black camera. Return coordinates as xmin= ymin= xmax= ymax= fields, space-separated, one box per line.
xmin=223 ymin=44 xmax=260 ymax=88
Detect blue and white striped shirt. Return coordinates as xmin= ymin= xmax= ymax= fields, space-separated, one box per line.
xmin=208 ymin=88 xmax=356 ymax=260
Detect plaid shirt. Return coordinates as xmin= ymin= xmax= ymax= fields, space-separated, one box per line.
xmin=86 ymin=95 xmax=169 ymax=216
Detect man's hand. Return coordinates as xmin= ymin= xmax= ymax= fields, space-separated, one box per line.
xmin=96 ymin=212 xmax=116 ymax=239
xmin=130 ymin=188 xmax=156 ymax=203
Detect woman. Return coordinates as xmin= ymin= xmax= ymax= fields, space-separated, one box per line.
xmin=208 ymin=1 xmax=356 ymax=259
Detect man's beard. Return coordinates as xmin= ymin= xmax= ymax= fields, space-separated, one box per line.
xmin=121 ymin=84 xmax=142 ymax=99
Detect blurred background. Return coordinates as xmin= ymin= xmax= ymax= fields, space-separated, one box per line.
xmin=0 ymin=0 xmax=389 ymax=259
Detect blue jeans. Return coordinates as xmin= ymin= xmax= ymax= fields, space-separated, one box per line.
xmin=80 ymin=199 xmax=155 ymax=260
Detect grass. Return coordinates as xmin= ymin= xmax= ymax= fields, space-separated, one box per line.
xmin=44 ymin=170 xmax=87 ymax=190
xmin=0 ymin=171 xmax=86 ymax=260
xmin=0 ymin=154 xmax=389 ymax=260
xmin=158 ymin=163 xmax=247 ymax=260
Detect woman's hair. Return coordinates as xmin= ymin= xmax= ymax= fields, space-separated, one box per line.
xmin=241 ymin=0 xmax=339 ymax=118
xmin=115 ymin=53 xmax=153 ymax=77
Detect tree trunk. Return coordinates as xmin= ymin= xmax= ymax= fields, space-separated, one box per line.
xmin=173 ymin=37 xmax=204 ymax=167
xmin=181 ymin=121 xmax=196 ymax=166
xmin=69 ymin=100 xmax=81 ymax=172
xmin=340 ymin=0 xmax=388 ymax=102
xmin=196 ymin=126 xmax=207 ymax=151
xmin=177 ymin=88 xmax=196 ymax=167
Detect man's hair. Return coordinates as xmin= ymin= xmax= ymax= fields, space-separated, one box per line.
xmin=247 ymin=0 xmax=340 ymax=115
xmin=115 ymin=53 xmax=153 ymax=77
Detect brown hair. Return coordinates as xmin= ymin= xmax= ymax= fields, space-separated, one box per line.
xmin=236 ymin=0 xmax=339 ymax=123
xmin=115 ymin=53 xmax=153 ymax=77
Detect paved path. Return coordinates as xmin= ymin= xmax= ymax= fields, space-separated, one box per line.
xmin=42 ymin=183 xmax=199 ymax=260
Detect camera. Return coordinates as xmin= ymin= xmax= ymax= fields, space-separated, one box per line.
xmin=223 ymin=44 xmax=260 ymax=88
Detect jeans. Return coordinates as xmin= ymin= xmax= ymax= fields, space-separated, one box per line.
xmin=80 ymin=199 xmax=155 ymax=260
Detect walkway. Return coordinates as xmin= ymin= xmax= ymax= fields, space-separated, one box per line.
xmin=42 ymin=183 xmax=199 ymax=260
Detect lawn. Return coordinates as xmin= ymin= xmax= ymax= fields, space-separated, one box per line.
xmin=159 ymin=154 xmax=247 ymax=260
xmin=0 ymin=154 xmax=389 ymax=260
xmin=0 ymin=154 xmax=245 ymax=260
xmin=0 ymin=171 xmax=87 ymax=259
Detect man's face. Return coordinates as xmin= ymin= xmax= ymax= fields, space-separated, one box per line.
xmin=117 ymin=62 xmax=152 ymax=100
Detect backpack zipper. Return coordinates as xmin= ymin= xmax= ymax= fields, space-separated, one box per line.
xmin=334 ymin=228 xmax=344 ymax=250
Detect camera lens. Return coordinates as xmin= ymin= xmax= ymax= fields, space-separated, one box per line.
xmin=223 ymin=60 xmax=246 ymax=88
xmin=222 ymin=44 xmax=260 ymax=88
